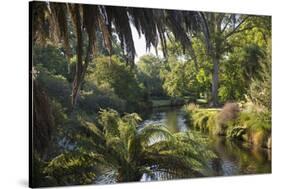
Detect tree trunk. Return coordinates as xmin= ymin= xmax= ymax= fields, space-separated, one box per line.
xmin=211 ymin=55 xmax=219 ymax=107
xmin=33 ymin=81 xmax=54 ymax=155
xmin=70 ymin=5 xmax=84 ymax=108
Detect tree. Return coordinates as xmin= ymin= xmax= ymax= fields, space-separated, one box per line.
xmin=198 ymin=13 xmax=262 ymax=106
xmin=31 ymin=1 xmax=210 ymax=108
xmin=137 ymin=54 xmax=165 ymax=97
xmin=248 ymin=41 xmax=271 ymax=110
xmin=90 ymin=56 xmax=136 ymax=98
xmin=217 ymin=16 xmax=271 ymax=103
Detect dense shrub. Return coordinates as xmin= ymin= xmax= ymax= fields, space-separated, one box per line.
xmin=248 ymin=57 xmax=271 ymax=110
xmin=33 ymin=45 xmax=71 ymax=81
xmin=78 ymin=92 xmax=126 ymax=113
xmin=218 ymin=103 xmax=240 ymax=123
xmin=184 ymin=104 xmax=219 ymax=133
xmin=83 ymin=55 xmax=151 ymax=113
xmin=234 ymin=111 xmax=271 ymax=148
xmin=136 ymin=54 xmax=166 ymax=97
xmin=185 ymin=102 xmax=271 ymax=148
xmin=216 ymin=103 xmax=240 ymax=135
xmin=35 ymin=65 xmax=71 ymax=107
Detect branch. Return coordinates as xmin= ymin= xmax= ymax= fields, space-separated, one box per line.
xmin=224 ymin=16 xmax=250 ymax=39
xmin=199 ymin=12 xmax=212 ymax=55
xmin=225 ymin=26 xmax=255 ymax=40
xmin=221 ymin=15 xmax=233 ymax=34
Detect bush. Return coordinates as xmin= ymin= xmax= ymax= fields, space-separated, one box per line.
xmin=216 ymin=103 xmax=240 ymax=135
xmin=35 ymin=65 xmax=71 ymax=107
xmin=235 ymin=111 xmax=271 ymax=148
xmin=33 ymin=45 xmax=71 ymax=81
xmin=78 ymin=92 xmax=126 ymax=113
xmin=185 ymin=102 xmax=271 ymax=148
xmin=217 ymin=103 xmax=240 ymax=124
xmin=185 ymin=103 xmax=199 ymax=112
xmin=248 ymin=44 xmax=271 ymax=111
xmin=184 ymin=104 xmax=219 ymax=133
xmin=84 ymin=55 xmax=150 ymax=113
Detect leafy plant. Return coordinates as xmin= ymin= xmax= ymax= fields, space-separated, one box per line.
xmin=41 ymin=109 xmax=216 ymax=185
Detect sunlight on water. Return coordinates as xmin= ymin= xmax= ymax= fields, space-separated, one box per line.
xmin=140 ymin=106 xmax=271 ymax=181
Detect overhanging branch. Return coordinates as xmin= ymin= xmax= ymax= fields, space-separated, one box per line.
xmin=224 ymin=16 xmax=250 ymax=39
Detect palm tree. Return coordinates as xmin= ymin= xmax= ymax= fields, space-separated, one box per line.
xmin=31 ymin=1 xmax=210 ymax=108
xmin=41 ymin=109 xmax=214 ymax=185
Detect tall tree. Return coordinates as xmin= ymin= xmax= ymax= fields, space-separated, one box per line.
xmin=200 ymin=13 xmax=256 ymax=106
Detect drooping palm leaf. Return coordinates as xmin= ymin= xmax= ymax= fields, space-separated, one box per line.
xmin=32 ymin=2 xmax=211 ymax=107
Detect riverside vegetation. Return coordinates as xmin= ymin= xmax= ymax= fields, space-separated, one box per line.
xmin=31 ymin=1 xmax=271 ymax=187
xmin=185 ymin=102 xmax=271 ymax=149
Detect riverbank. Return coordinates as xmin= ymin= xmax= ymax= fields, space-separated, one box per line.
xmin=151 ymin=97 xmax=207 ymax=108
xmin=185 ymin=103 xmax=272 ymax=149
xmin=140 ymin=106 xmax=271 ymax=178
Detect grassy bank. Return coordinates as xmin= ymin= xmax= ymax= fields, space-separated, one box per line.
xmin=185 ymin=103 xmax=271 ymax=149
xmin=151 ymin=97 xmax=207 ymax=108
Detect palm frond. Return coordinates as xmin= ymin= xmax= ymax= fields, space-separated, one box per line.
xmin=138 ymin=124 xmax=173 ymax=147
xmin=44 ymin=152 xmax=104 ymax=185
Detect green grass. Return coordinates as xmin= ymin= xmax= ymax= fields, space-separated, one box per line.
xmin=196 ymin=98 xmax=208 ymax=105
xmin=151 ymin=96 xmax=208 ymax=108
xmin=151 ymin=99 xmax=172 ymax=107
xmin=190 ymin=109 xmax=219 ymax=132
xmin=184 ymin=103 xmax=271 ymax=148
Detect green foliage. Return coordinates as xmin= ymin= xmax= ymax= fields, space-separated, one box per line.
xmin=226 ymin=109 xmax=271 ymax=148
xmin=137 ymin=54 xmax=165 ymax=97
xmin=33 ymin=45 xmax=72 ymax=81
xmin=35 ymin=65 xmax=71 ymax=107
xmin=219 ymin=55 xmax=246 ymax=102
xmin=44 ymin=152 xmax=104 ymax=186
xmin=31 ymin=153 xmax=55 ymax=187
xmin=159 ymin=37 xmax=213 ymax=100
xmin=227 ymin=126 xmax=247 ymax=140
xmin=32 ymin=4 xmax=272 ymax=186
xmin=34 ymin=108 xmax=216 ymax=185
xmin=78 ymin=90 xmax=126 ymax=113
xmin=191 ymin=109 xmax=218 ymax=132
xmin=248 ymin=44 xmax=271 ymax=110
xmin=85 ymin=55 xmax=150 ymax=112
xmin=90 ymin=56 xmax=138 ymax=99
xmin=184 ymin=104 xmax=219 ymax=132
xmin=185 ymin=102 xmax=271 ymax=148
xmin=219 ymin=44 xmax=265 ymax=102
xmin=160 ymin=57 xmax=200 ymax=97
xmin=238 ymin=111 xmax=271 ymax=132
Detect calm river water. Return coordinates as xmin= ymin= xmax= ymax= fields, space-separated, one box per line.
xmin=96 ymin=106 xmax=271 ymax=184
xmin=139 ymin=106 xmax=271 ymax=181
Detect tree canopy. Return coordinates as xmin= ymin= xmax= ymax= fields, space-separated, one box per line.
xmin=32 ymin=2 xmax=211 ymax=106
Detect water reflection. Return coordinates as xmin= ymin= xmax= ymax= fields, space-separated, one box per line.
xmin=140 ymin=106 xmax=188 ymax=133
xmin=96 ymin=106 xmax=271 ymax=183
xmin=140 ymin=106 xmax=271 ymax=181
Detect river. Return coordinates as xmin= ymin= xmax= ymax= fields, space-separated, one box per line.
xmin=139 ymin=106 xmax=271 ymax=181
xmin=95 ymin=106 xmax=271 ymax=184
